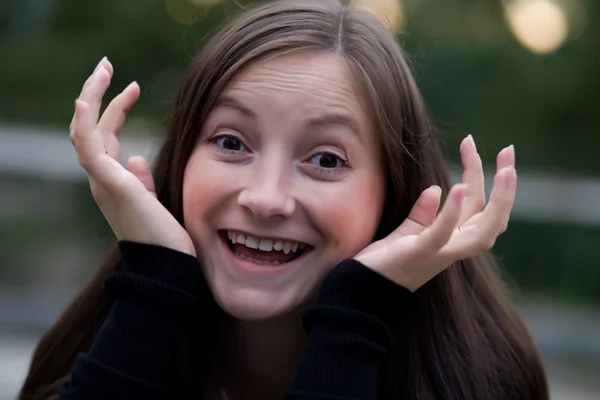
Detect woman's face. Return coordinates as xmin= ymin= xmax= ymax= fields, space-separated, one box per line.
xmin=183 ymin=51 xmax=386 ymax=320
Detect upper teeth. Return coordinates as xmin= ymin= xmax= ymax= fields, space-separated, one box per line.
xmin=227 ymin=231 xmax=306 ymax=255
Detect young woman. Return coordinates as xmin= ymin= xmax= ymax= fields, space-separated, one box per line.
xmin=20 ymin=0 xmax=549 ymax=399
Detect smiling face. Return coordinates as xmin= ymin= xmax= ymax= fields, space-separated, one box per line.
xmin=182 ymin=51 xmax=386 ymax=320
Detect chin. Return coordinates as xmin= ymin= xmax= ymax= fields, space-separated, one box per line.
xmin=212 ymin=285 xmax=309 ymax=321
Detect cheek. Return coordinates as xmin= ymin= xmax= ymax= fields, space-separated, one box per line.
xmin=182 ymin=153 xmax=230 ymax=240
xmin=307 ymin=173 xmax=385 ymax=258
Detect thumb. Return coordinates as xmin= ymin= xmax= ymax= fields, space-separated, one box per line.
xmin=127 ymin=155 xmax=157 ymax=197
xmin=393 ymin=185 xmax=442 ymax=237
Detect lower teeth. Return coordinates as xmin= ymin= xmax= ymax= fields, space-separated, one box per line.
xmin=234 ymin=252 xmax=282 ymax=265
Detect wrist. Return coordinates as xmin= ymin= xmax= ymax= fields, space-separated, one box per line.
xmin=318 ymin=259 xmax=414 ymax=330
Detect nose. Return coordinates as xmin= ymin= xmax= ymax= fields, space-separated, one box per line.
xmin=237 ymin=164 xmax=296 ymax=221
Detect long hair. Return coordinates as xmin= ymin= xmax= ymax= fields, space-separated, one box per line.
xmin=20 ymin=1 xmax=548 ymax=399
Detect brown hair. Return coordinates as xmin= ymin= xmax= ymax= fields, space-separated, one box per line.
xmin=20 ymin=1 xmax=548 ymax=399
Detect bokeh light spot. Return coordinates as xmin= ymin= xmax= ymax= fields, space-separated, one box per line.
xmin=505 ymin=0 xmax=569 ymax=54
xmin=353 ymin=0 xmax=404 ymax=32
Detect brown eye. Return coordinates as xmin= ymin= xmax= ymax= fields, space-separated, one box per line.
xmin=215 ymin=136 xmax=247 ymax=152
xmin=308 ymin=153 xmax=344 ymax=168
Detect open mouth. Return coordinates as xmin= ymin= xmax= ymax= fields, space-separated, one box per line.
xmin=219 ymin=230 xmax=311 ymax=265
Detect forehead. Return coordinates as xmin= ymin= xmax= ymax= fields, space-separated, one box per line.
xmin=225 ymin=51 xmax=367 ymax=119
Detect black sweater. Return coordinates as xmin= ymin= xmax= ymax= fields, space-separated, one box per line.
xmin=58 ymin=241 xmax=413 ymax=399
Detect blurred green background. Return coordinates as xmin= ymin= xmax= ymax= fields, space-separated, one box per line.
xmin=0 ymin=0 xmax=598 ymax=398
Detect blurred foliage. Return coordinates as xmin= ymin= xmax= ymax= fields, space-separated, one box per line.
xmin=403 ymin=0 xmax=599 ymax=176
xmin=0 ymin=0 xmax=232 ymax=127
xmin=496 ymin=221 xmax=600 ymax=304
xmin=0 ymin=0 xmax=598 ymax=175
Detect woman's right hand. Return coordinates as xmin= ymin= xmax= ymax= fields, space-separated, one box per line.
xmin=69 ymin=57 xmax=196 ymax=256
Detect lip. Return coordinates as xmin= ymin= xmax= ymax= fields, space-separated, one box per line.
xmin=218 ymin=232 xmax=310 ymax=279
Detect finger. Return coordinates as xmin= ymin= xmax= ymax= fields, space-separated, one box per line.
xmin=97 ymin=81 xmax=140 ymax=135
xmin=79 ymin=57 xmax=114 ymax=98
xmin=479 ymin=165 xmax=517 ymax=237
xmin=441 ymin=164 xmax=517 ymax=258
xmin=102 ymin=58 xmax=114 ymax=77
xmin=475 ymin=145 xmax=515 ymax=235
xmin=393 ymin=185 xmax=442 ymax=236
xmin=417 ymin=184 xmax=466 ymax=250
xmin=70 ymin=58 xmax=115 ymax=134
xmin=496 ymin=144 xmax=515 ymax=170
xmin=127 ymin=156 xmax=157 ymax=197
xmin=97 ymin=82 xmax=140 ymax=159
xmin=458 ymin=135 xmax=485 ymax=225
xmin=78 ymin=65 xmax=112 ymax=126
xmin=71 ymin=100 xmax=105 ymax=170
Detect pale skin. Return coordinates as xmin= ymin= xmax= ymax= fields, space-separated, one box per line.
xmin=69 ymin=56 xmax=517 ymax=397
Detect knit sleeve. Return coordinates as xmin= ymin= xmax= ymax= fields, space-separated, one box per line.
xmin=286 ymin=259 xmax=413 ymax=400
xmin=59 ymin=241 xmax=202 ymax=400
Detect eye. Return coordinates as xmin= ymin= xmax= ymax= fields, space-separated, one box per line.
xmin=212 ymin=135 xmax=249 ymax=153
xmin=307 ymin=153 xmax=346 ymax=169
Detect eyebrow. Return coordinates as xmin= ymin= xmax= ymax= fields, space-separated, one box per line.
xmin=307 ymin=114 xmax=361 ymax=137
xmin=215 ymin=94 xmax=361 ymax=137
xmin=215 ymin=95 xmax=256 ymax=118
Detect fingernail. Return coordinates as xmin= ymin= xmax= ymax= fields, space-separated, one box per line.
xmin=125 ymin=81 xmax=138 ymax=90
xmin=508 ymin=144 xmax=515 ymax=166
xmin=430 ymin=185 xmax=442 ymax=194
xmin=467 ymin=134 xmax=477 ymax=152
xmin=93 ymin=57 xmax=107 ymax=74
xmin=94 ymin=65 xmax=106 ymax=78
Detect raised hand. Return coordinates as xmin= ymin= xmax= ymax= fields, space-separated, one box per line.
xmin=69 ymin=57 xmax=196 ymax=256
xmin=354 ymin=135 xmax=516 ymax=292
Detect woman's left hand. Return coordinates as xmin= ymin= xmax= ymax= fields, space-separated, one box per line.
xmin=354 ymin=135 xmax=516 ymax=292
